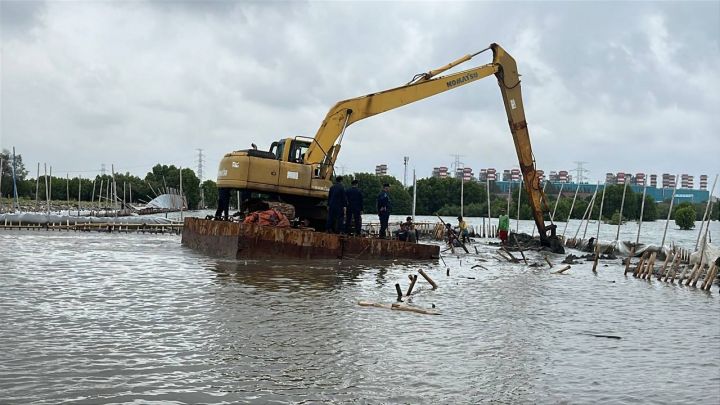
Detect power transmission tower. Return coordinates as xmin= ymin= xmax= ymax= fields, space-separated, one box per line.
xmin=196 ymin=148 xmax=205 ymax=182
xmin=573 ymin=161 xmax=589 ymax=184
xmin=450 ymin=154 xmax=465 ymax=178
xmin=100 ymin=163 xmax=106 ymax=176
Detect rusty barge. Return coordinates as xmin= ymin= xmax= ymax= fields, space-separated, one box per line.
xmin=181 ymin=217 xmax=440 ymax=260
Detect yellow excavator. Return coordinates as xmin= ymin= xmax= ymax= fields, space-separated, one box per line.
xmin=217 ymin=43 xmax=563 ymax=252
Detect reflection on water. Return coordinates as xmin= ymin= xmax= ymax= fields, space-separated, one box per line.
xmin=1 ymin=220 xmax=719 ymax=404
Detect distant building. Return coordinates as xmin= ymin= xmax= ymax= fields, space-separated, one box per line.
xmin=375 ymin=164 xmax=387 ymax=176
xmin=662 ymin=173 xmax=676 ymax=188
xmin=650 ymin=174 xmax=658 ymax=188
xmin=635 ymin=172 xmax=646 ymax=186
xmin=700 ymin=175 xmax=708 ymax=190
xmin=432 ymin=166 xmax=449 ymax=178
xmin=606 ymin=172 xmax=616 ymax=184
xmin=511 ymin=168 xmax=521 ymax=182
xmin=680 ymin=174 xmax=694 ymax=189
xmin=502 ymin=169 xmax=511 ymax=182
xmin=536 ymin=169 xmax=544 ymax=182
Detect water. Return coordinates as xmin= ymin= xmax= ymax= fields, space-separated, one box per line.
xmin=1 ymin=215 xmax=719 ymax=404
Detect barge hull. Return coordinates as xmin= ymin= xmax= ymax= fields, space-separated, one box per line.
xmin=181 ymin=217 xmax=439 ymax=260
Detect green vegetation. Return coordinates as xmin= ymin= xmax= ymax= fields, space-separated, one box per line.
xmin=674 ymin=203 xmax=696 ymax=230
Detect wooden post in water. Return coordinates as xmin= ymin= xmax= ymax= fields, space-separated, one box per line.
xmin=98 ymin=179 xmax=104 ymax=210
xmin=701 ymin=264 xmax=717 ymax=290
xmin=91 ymin=179 xmax=96 ymax=209
xmin=658 ymin=251 xmax=673 ymax=280
xmin=659 ymin=175 xmax=679 ymax=250
xmin=633 ymin=251 xmax=649 ymax=277
xmin=418 ymin=269 xmax=438 ymax=289
xmin=561 ymin=184 xmax=581 ymax=242
xmin=663 ymin=252 xmax=680 ymax=282
xmin=179 ymin=166 xmax=184 ymax=221
xmin=582 ymin=183 xmax=600 ymax=240
xmin=544 ymin=256 xmax=553 ymax=268
xmin=406 ymin=274 xmax=418 ymax=296
xmin=624 ymin=246 xmax=636 ymax=275
xmin=615 ymin=180 xmax=629 ymax=241
xmin=695 ymin=174 xmax=718 ymax=250
xmin=512 ymin=234 xmax=528 ymax=265
xmin=591 ymin=244 xmax=600 ymax=273
xmin=643 ymin=252 xmax=657 ymax=280
xmin=0 ymin=157 xmax=3 ymax=212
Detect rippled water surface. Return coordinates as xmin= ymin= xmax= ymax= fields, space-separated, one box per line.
xmin=1 ymin=216 xmax=719 ymax=404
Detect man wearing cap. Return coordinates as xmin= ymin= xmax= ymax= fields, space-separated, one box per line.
xmin=345 ymin=179 xmax=363 ymax=236
xmin=376 ymin=183 xmax=391 ymax=238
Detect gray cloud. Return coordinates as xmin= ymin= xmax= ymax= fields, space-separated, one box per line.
xmin=0 ymin=1 xmax=717 ymax=190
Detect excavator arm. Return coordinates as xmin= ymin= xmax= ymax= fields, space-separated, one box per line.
xmin=304 ymin=43 xmax=560 ymax=251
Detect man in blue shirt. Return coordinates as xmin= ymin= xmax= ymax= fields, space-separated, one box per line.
xmin=345 ymin=179 xmax=363 ymax=236
xmin=376 ymin=183 xmax=391 ymax=239
xmin=326 ymin=176 xmax=346 ymax=233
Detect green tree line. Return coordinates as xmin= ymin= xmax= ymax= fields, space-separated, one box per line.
xmin=3 ymin=150 xmax=718 ymax=220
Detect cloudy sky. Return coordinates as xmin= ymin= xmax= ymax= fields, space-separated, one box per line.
xmin=1 ymin=0 xmax=718 ymax=190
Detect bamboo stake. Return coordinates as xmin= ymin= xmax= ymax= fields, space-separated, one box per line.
xmin=624 ymin=246 xmax=636 ymax=275
xmin=701 ymin=264 xmax=717 ymax=291
xmin=512 ymin=234 xmax=528 ymax=265
xmin=418 ymin=269 xmax=438 ymax=289
xmin=635 ymin=185 xmax=647 ymax=245
xmin=77 ymin=175 xmax=81 ymax=216
xmin=690 ymin=261 xmax=707 ymax=288
xmin=405 ymin=274 xmax=418 ymax=296
xmin=395 ymin=283 xmax=402 ymax=300
xmin=595 ymin=182 xmax=607 ymax=241
xmin=658 ymin=251 xmax=673 ymax=280
xmin=591 ymin=244 xmax=600 ymax=273
xmin=66 ymin=173 xmax=69 ymax=209
xmin=662 ymin=252 xmax=680 ymax=281
xmin=615 ymin=180 xmax=628 ymax=241
xmin=550 ymin=183 xmax=564 ymax=222
xmin=695 ymin=174 xmax=718 ymax=250
xmin=544 ymin=256 xmax=553 ymax=268
xmin=49 ymin=166 xmax=52 ymax=212
xmin=486 ymin=176 xmax=491 ymax=234
xmin=561 ymin=184 xmax=580 ymax=241
xmin=582 ymin=182 xmax=599 ymax=240
xmin=659 ymin=174 xmax=679 ymax=250
xmin=633 ymin=251 xmax=649 ymax=277
xmin=516 ymin=180 xmax=521 ymax=233
xmin=552 ymin=265 xmax=571 ymax=274
xmin=574 ymin=183 xmax=598 ymax=241
xmin=35 ymin=163 xmax=40 ymax=211
xmin=643 ymin=252 xmax=657 ymax=280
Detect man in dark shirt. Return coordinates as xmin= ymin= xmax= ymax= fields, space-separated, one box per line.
xmin=376 ymin=183 xmax=391 ymax=239
xmin=344 ymin=179 xmax=363 ymax=235
xmin=214 ymin=188 xmax=230 ymax=220
xmin=325 ymin=176 xmax=346 ymax=233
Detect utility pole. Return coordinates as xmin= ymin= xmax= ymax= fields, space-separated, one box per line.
xmin=403 ymin=156 xmax=409 ymax=187
xmin=573 ymin=161 xmax=589 ymax=184
xmin=197 ymin=148 xmax=206 ymax=208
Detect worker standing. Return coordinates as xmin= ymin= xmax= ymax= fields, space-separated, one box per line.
xmin=498 ymin=211 xmax=510 ymax=245
xmin=376 ymin=183 xmax=391 ymax=239
xmin=457 ymin=216 xmax=469 ymax=244
xmin=214 ymin=188 xmax=230 ymax=220
xmin=326 ymin=176 xmax=346 ymax=233
xmin=345 ymin=179 xmax=363 ymax=236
